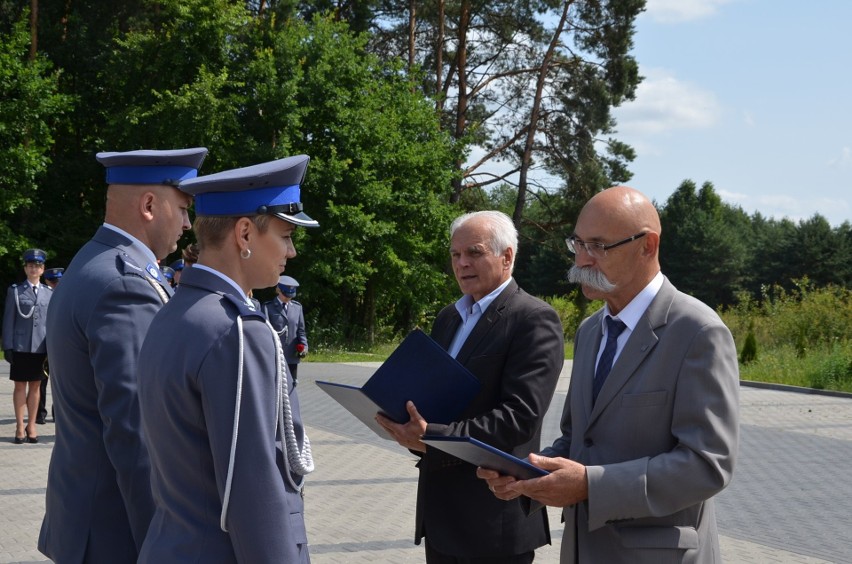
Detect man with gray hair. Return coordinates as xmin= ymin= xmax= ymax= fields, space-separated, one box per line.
xmin=378 ymin=210 xmax=565 ymax=563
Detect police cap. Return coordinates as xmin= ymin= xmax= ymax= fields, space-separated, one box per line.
xmin=23 ymin=249 xmax=46 ymax=263
xmin=44 ymin=267 xmax=64 ymax=280
xmin=96 ymin=148 xmax=208 ymax=186
xmin=178 ymin=156 xmax=318 ymax=228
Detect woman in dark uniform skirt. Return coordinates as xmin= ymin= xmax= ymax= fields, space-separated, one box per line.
xmin=3 ymin=249 xmax=52 ymax=443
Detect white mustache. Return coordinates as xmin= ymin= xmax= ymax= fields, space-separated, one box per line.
xmin=568 ymin=265 xmax=616 ymax=292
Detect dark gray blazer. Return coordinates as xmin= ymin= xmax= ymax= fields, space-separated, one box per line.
xmin=417 ymin=279 xmax=565 ymax=558
xmin=138 ymin=266 xmax=310 ymax=563
xmin=3 ymin=281 xmax=52 ymax=354
xmin=39 ymin=226 xmax=172 ymax=564
xmin=543 ymin=277 xmax=739 ymax=564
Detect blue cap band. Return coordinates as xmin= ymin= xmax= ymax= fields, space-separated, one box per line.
xmin=106 ymin=165 xmax=200 ymax=185
xmin=194 ymin=184 xmax=301 ymax=216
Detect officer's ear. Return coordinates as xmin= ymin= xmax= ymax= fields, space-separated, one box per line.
xmin=234 ymin=217 xmax=254 ymax=253
xmin=139 ymin=191 xmax=157 ymax=221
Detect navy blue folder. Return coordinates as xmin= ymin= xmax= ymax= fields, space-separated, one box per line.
xmin=420 ymin=435 xmax=549 ymax=479
xmin=316 ymin=329 xmax=480 ymax=440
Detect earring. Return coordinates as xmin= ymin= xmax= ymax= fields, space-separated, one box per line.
xmin=240 ymin=248 xmax=252 ymax=260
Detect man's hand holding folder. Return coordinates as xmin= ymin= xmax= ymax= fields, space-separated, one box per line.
xmin=376 ymin=401 xmax=428 ymax=452
xmin=476 ymin=454 xmax=589 ymax=508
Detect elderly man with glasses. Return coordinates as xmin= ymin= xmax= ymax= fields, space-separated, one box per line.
xmin=479 ymin=186 xmax=740 ymax=564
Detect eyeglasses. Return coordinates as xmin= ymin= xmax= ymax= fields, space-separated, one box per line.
xmin=565 ymin=232 xmax=647 ymax=258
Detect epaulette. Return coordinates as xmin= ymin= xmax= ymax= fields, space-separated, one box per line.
xmin=221 ymin=293 xmax=267 ymax=320
xmin=114 ymin=253 xmax=163 ymax=281
xmin=290 ymin=299 xmax=302 ymax=306
xmin=114 ymin=253 xmax=170 ymax=303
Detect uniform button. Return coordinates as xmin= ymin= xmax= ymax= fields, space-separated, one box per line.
xmin=583 ymin=438 xmax=593 ymax=447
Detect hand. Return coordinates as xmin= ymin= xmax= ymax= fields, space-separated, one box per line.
xmin=376 ymin=401 xmax=428 ymax=452
xmin=477 ymin=454 xmax=589 ymax=507
xmin=476 ymin=467 xmax=524 ymax=501
xmin=296 ymin=344 xmax=306 ymax=358
xmin=3 ymin=350 xmax=12 ymax=364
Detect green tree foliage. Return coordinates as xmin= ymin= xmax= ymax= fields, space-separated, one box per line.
xmin=276 ymin=17 xmax=461 ymax=343
xmin=658 ymin=180 xmax=748 ymax=307
xmin=362 ymin=0 xmax=643 ymax=220
xmin=0 ymin=9 xmax=70 ymax=279
xmin=3 ymin=2 xmax=459 ymax=343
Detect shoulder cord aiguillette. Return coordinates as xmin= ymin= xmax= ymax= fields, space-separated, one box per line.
xmin=14 ymin=287 xmax=36 ymax=319
xmin=220 ymin=316 xmax=314 ymax=532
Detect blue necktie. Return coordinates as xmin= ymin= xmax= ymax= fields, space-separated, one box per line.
xmin=592 ymin=317 xmax=627 ymax=404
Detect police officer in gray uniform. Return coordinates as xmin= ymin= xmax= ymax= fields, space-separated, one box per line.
xmin=39 ymin=148 xmax=208 ymax=563
xmin=138 ymin=155 xmax=318 ymax=563
xmin=38 ymin=267 xmax=64 ymax=423
xmin=3 ymin=248 xmax=52 ymax=443
xmin=263 ymin=275 xmax=309 ymax=380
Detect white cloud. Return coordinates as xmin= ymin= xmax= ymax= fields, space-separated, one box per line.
xmin=614 ymin=69 xmax=722 ymax=136
xmin=644 ymin=0 xmax=737 ymax=24
xmin=717 ymin=188 xmax=748 ymax=204
xmin=827 ymin=146 xmax=852 ymax=169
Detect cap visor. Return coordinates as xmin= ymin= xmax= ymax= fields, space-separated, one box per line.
xmin=274 ymin=211 xmax=319 ymax=228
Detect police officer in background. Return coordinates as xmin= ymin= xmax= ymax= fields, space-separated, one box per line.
xmin=3 ymin=249 xmax=52 ymax=443
xmin=43 ymin=267 xmax=64 ymax=289
xmin=263 ymin=275 xmax=309 ymax=380
xmin=37 ymin=267 xmax=63 ymax=424
xmin=169 ymin=259 xmax=185 ymax=285
xmin=160 ymin=265 xmax=176 ymax=287
xmin=39 ymin=147 xmax=208 ymax=564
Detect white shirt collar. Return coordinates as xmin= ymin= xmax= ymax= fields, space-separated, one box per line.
xmin=454 ymin=277 xmax=513 ymax=319
xmin=603 ymin=271 xmax=664 ymax=332
xmin=191 ymin=264 xmax=251 ymax=304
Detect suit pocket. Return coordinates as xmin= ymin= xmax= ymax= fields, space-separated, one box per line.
xmin=617 ymin=525 xmax=698 ymax=549
xmin=621 ymin=390 xmax=667 ymax=408
xmin=289 ymin=512 xmax=309 ymax=544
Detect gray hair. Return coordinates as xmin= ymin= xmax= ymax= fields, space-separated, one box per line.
xmin=450 ymin=210 xmax=518 ymax=272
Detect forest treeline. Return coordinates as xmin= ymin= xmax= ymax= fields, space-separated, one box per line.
xmin=2 ymin=1 xmax=849 ymax=347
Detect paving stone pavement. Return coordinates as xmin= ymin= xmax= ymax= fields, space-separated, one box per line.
xmin=1 ymin=361 xmax=850 ymax=563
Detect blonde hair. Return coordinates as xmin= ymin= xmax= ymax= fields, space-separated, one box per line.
xmin=193 ymin=215 xmax=273 ymax=251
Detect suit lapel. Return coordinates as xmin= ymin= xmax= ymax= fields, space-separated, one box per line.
xmin=434 ymin=312 xmax=461 ymax=351
xmin=454 ymin=280 xmax=518 ymax=365
xmin=588 ymin=279 xmax=676 ymax=420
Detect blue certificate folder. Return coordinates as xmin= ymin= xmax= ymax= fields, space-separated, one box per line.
xmin=420 ymin=436 xmax=549 ymax=480
xmin=315 ymin=329 xmax=480 ymax=440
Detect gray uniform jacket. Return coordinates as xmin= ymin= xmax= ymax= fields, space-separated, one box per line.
xmin=262 ymin=297 xmax=308 ymax=365
xmin=419 ymin=279 xmax=565 ymax=558
xmin=138 ymin=266 xmax=310 ymax=563
xmin=39 ymin=226 xmax=172 ymax=564
xmin=542 ymin=277 xmax=739 ymax=564
xmin=3 ymin=282 xmax=52 ymax=354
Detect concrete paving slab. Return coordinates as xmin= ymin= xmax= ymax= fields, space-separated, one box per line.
xmin=1 ymin=361 xmax=851 ymax=563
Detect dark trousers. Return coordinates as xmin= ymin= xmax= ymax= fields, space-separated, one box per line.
xmin=288 ymin=363 xmax=299 ymax=381
xmin=425 ymin=541 xmax=535 ymax=564
xmin=38 ymin=377 xmax=48 ymax=422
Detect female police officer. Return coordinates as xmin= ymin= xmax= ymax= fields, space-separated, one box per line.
xmin=3 ymin=248 xmax=51 ymax=443
xmin=137 ymin=155 xmax=318 ymax=563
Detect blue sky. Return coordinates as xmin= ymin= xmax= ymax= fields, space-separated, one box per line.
xmin=614 ymin=0 xmax=852 ymax=227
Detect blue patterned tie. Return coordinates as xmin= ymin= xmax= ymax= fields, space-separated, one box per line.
xmin=592 ymin=317 xmax=627 ymax=405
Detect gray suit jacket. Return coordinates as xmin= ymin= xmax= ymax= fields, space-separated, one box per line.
xmin=138 ymin=266 xmax=309 ymax=563
xmin=39 ymin=226 xmax=172 ymax=564
xmin=3 ymin=281 xmax=52 ymax=354
xmin=543 ymin=277 xmax=739 ymax=564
